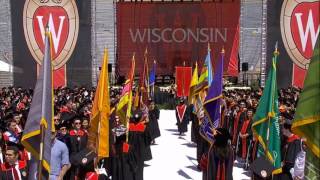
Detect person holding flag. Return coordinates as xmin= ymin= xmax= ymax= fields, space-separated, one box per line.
xmin=251 ymin=44 xmax=282 ymax=177
xmin=291 ymin=39 xmax=319 ymax=180
xmin=21 ymin=27 xmax=54 ymax=180
xmin=203 ymin=48 xmax=235 ymax=180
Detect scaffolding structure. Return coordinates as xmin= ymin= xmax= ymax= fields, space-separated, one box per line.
xmin=0 ymin=0 xmax=13 ymax=87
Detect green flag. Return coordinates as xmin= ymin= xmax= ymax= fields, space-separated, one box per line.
xmin=252 ymin=48 xmax=282 ymax=174
xmin=292 ymin=39 xmax=320 ymax=179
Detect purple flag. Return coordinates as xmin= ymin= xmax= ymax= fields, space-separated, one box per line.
xmin=203 ymin=50 xmax=224 ymax=128
xmin=199 ymin=116 xmax=215 ymax=143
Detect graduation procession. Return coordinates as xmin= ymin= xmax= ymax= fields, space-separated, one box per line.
xmin=0 ymin=0 xmax=319 ymax=179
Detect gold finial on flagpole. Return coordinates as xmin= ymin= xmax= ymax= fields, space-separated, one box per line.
xmin=221 ymin=46 xmax=225 ymax=54
xmin=274 ymin=41 xmax=280 ymax=56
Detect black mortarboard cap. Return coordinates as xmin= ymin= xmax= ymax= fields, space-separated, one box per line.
xmin=251 ymin=157 xmax=274 ymax=179
xmin=132 ymin=110 xmax=142 ymax=123
xmin=214 ymin=128 xmax=231 ymax=147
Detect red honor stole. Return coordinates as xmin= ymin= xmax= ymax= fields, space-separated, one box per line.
xmin=1 ymin=161 xmax=27 ymax=180
xmin=69 ymin=129 xmax=86 ymax=136
xmin=176 ymin=105 xmax=187 ymax=123
xmin=287 ymin=134 xmax=300 ymax=143
xmin=240 ymin=120 xmax=250 ymax=159
xmin=232 ymin=110 xmax=243 ymax=145
xmin=129 ymin=122 xmax=146 ymax=132
xmin=216 ymin=161 xmax=226 ymax=180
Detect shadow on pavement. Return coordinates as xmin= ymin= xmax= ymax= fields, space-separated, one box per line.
xmin=177 ymin=169 xmax=192 ymax=179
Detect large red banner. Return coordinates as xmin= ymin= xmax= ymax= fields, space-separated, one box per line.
xmin=116 ymin=1 xmax=240 ymax=77
xmin=175 ymin=67 xmax=192 ymax=97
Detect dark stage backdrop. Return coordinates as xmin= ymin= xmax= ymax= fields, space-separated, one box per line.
xmin=11 ymin=0 xmax=92 ymax=88
xmin=116 ymin=1 xmax=240 ymax=77
xmin=267 ymin=0 xmax=318 ymax=88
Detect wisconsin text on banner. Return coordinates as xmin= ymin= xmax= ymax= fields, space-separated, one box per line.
xmin=252 ymin=47 xmax=282 ymax=174
xmin=87 ymin=48 xmax=111 ymax=159
xmin=21 ymin=30 xmax=54 ymax=178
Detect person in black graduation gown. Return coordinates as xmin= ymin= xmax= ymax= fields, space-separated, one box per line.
xmin=237 ymin=109 xmax=253 ymax=163
xmin=251 ymin=157 xmax=274 ymax=180
xmin=128 ymin=110 xmax=151 ymax=180
xmin=0 ymin=146 xmax=28 ymax=180
xmin=274 ymin=120 xmax=303 ymax=180
xmin=189 ymin=104 xmax=199 ymax=144
xmin=139 ymin=104 xmax=152 ymax=162
xmin=110 ymin=115 xmax=136 ymax=180
xmin=205 ymin=128 xmax=234 ymax=180
xmin=148 ymin=100 xmax=160 ymax=144
xmin=197 ymin=109 xmax=210 ymax=171
xmin=231 ymin=102 xmax=247 ymax=147
xmin=175 ymin=99 xmax=189 ymax=135
xmin=67 ymin=117 xmax=88 ymax=180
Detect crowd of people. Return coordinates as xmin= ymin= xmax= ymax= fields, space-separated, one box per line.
xmin=0 ymin=85 xmax=305 ymax=180
xmin=0 ymin=86 xmax=161 ymax=179
xmin=175 ymin=86 xmax=304 ymax=180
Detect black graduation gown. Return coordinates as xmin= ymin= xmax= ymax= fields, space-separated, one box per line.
xmin=66 ymin=129 xmax=88 ymax=180
xmin=274 ymin=135 xmax=301 ymax=180
xmin=205 ymin=145 xmax=234 ymax=180
xmin=111 ymin=135 xmax=136 ymax=180
xmin=0 ymin=161 xmax=28 ymax=180
xmin=148 ymin=108 xmax=161 ymax=140
xmin=189 ymin=104 xmax=200 ymax=143
xmin=128 ymin=122 xmax=152 ymax=180
xmin=175 ymin=104 xmax=189 ymax=134
xmin=231 ymin=111 xmax=246 ymax=146
xmin=197 ymin=135 xmax=210 ymax=168
xmin=237 ymin=119 xmax=252 ymax=160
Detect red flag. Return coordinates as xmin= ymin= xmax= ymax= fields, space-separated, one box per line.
xmin=175 ymin=66 xmax=192 ymax=97
xmin=139 ymin=49 xmax=149 ymax=106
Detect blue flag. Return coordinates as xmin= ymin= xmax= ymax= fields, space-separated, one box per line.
xmin=149 ymin=60 xmax=156 ymax=86
xmin=205 ymin=48 xmax=213 ymax=86
xmin=21 ymin=30 xmax=53 ymax=178
xmin=203 ymin=49 xmax=224 ymax=129
xmin=149 ymin=61 xmax=156 ymax=98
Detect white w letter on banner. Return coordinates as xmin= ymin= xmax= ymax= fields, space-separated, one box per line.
xmin=295 ymin=10 xmax=320 ymax=52
xmin=36 ymin=14 xmax=66 ymax=53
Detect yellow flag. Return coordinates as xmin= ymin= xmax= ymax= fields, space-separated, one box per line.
xmin=88 ymin=48 xmax=110 ymax=158
xmin=188 ymin=62 xmax=198 ymax=104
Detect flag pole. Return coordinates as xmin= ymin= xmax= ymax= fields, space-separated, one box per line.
xmin=38 ymin=27 xmax=51 ymax=180
xmin=266 ymin=43 xmax=279 ymax=165
xmin=37 ymin=123 xmax=45 ymax=180
xmin=182 ymin=61 xmax=186 ymax=98
xmin=125 ymin=53 xmax=135 ymax=143
xmin=152 ymin=60 xmax=156 ymax=98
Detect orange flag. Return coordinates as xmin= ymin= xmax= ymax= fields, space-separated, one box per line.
xmin=88 ymin=48 xmax=110 ymax=158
